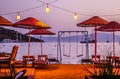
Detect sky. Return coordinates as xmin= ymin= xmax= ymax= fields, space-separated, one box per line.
xmin=0 ymin=0 xmax=120 ymax=35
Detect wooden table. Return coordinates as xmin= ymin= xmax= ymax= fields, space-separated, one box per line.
xmin=23 ymin=55 xmax=35 ymax=67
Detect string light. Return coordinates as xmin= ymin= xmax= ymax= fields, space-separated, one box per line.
xmin=17 ymin=12 xmax=20 ymax=20
xmin=74 ymin=13 xmax=78 ymax=20
xmin=1 ymin=0 xmax=120 ymax=20
xmin=46 ymin=4 xmax=50 ymax=13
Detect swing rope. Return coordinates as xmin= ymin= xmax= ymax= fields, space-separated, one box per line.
xmin=63 ymin=32 xmax=70 ymax=57
xmin=62 ymin=32 xmax=65 ymax=56
xmin=76 ymin=32 xmax=83 ymax=57
xmin=68 ymin=32 xmax=71 ymax=57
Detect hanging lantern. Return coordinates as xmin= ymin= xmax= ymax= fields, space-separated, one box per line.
xmin=74 ymin=13 xmax=78 ymax=20
xmin=46 ymin=4 xmax=50 ymax=13
xmin=17 ymin=12 xmax=20 ymax=20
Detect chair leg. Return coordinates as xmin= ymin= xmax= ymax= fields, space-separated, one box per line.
xmin=10 ymin=63 xmax=16 ymax=78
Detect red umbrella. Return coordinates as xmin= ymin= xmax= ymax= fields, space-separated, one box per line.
xmin=0 ymin=16 xmax=13 ymax=26
xmin=13 ymin=17 xmax=51 ymax=56
xmin=96 ymin=21 xmax=120 ymax=56
xmin=27 ymin=29 xmax=55 ymax=55
xmin=77 ymin=16 xmax=108 ymax=59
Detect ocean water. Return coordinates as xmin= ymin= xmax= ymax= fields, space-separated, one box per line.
xmin=0 ymin=42 xmax=120 ymax=64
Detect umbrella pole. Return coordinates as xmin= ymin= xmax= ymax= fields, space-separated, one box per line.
xmin=28 ymin=29 xmax=31 ymax=56
xmin=40 ymin=35 xmax=43 ymax=55
xmin=94 ymin=26 xmax=97 ymax=60
xmin=113 ymin=31 xmax=115 ymax=56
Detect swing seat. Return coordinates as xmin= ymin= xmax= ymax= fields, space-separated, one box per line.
xmin=63 ymin=54 xmax=70 ymax=57
xmin=48 ymin=58 xmax=59 ymax=64
xmin=76 ymin=54 xmax=83 ymax=57
xmin=81 ymin=59 xmax=91 ymax=64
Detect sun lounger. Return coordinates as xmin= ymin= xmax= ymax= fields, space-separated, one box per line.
xmin=33 ymin=55 xmax=48 ymax=68
xmin=91 ymin=55 xmax=101 ymax=64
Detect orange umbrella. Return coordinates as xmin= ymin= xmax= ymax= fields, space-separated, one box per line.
xmin=96 ymin=21 xmax=120 ymax=56
xmin=27 ymin=29 xmax=55 ymax=55
xmin=0 ymin=16 xmax=13 ymax=26
xmin=13 ymin=17 xmax=51 ymax=56
xmin=13 ymin=17 xmax=50 ymax=29
xmin=77 ymin=16 xmax=108 ymax=27
xmin=77 ymin=16 xmax=108 ymax=59
xmin=0 ymin=16 xmax=13 ymax=40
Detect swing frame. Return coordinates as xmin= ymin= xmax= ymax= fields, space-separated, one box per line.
xmin=57 ymin=31 xmax=89 ymax=63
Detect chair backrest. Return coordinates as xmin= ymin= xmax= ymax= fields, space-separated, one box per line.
xmin=106 ymin=56 xmax=119 ymax=61
xmin=10 ymin=45 xmax=19 ymax=64
xmin=38 ymin=55 xmax=48 ymax=61
xmin=91 ymin=55 xmax=100 ymax=61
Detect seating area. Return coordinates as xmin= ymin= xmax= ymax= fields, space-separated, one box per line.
xmin=90 ymin=54 xmax=120 ymax=67
xmin=0 ymin=45 xmax=35 ymax=79
xmin=3 ymin=45 xmax=120 ymax=79
xmin=0 ymin=45 xmax=19 ymax=77
xmin=33 ymin=55 xmax=48 ymax=68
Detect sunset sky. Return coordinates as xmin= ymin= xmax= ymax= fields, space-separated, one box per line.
xmin=0 ymin=0 xmax=120 ymax=34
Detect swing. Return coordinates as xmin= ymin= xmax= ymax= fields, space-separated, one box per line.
xmin=57 ymin=31 xmax=89 ymax=63
xmin=76 ymin=32 xmax=83 ymax=57
xmin=63 ymin=32 xmax=70 ymax=57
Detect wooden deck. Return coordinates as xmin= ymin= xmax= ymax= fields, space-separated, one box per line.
xmin=1 ymin=64 xmax=120 ymax=79
xmin=34 ymin=64 xmax=91 ymax=79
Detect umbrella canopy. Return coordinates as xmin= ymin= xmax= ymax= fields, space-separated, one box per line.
xmin=77 ymin=16 xmax=108 ymax=27
xmin=13 ymin=17 xmax=51 ymax=56
xmin=77 ymin=16 xmax=108 ymax=59
xmin=27 ymin=29 xmax=55 ymax=55
xmin=27 ymin=29 xmax=55 ymax=35
xmin=96 ymin=21 xmax=120 ymax=31
xmin=0 ymin=16 xmax=13 ymax=26
xmin=13 ymin=17 xmax=51 ymax=29
xmin=96 ymin=21 xmax=120 ymax=56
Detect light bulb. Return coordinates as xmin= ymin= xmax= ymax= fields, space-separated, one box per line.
xmin=17 ymin=12 xmax=20 ymax=20
xmin=46 ymin=5 xmax=50 ymax=13
xmin=74 ymin=13 xmax=78 ymax=20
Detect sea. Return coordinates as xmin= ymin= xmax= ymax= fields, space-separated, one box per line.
xmin=0 ymin=42 xmax=120 ymax=64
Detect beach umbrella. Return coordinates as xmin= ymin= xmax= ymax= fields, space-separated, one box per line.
xmin=26 ymin=29 xmax=55 ymax=55
xmin=77 ymin=16 xmax=108 ymax=59
xmin=96 ymin=21 xmax=120 ymax=56
xmin=0 ymin=16 xmax=13 ymax=26
xmin=0 ymin=16 xmax=13 ymax=40
xmin=13 ymin=17 xmax=51 ymax=56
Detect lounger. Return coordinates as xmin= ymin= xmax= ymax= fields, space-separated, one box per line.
xmin=33 ymin=55 xmax=48 ymax=68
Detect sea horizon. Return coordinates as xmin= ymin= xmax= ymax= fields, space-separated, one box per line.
xmin=0 ymin=42 xmax=120 ymax=64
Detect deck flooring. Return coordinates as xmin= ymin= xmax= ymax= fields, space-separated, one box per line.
xmin=1 ymin=64 xmax=120 ymax=79
xmin=34 ymin=64 xmax=91 ymax=79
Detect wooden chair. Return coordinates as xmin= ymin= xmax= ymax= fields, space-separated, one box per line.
xmin=91 ymin=55 xmax=101 ymax=64
xmin=0 ymin=45 xmax=19 ymax=77
xmin=106 ymin=56 xmax=119 ymax=67
xmin=33 ymin=55 xmax=48 ymax=68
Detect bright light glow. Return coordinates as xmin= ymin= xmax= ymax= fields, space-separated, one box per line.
xmin=74 ymin=13 xmax=78 ymax=20
xmin=46 ymin=5 xmax=50 ymax=13
xmin=17 ymin=12 xmax=20 ymax=20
